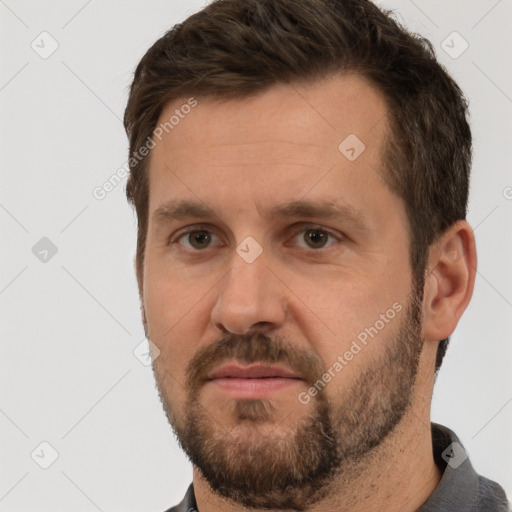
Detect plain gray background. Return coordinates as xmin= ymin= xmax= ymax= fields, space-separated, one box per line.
xmin=1 ymin=0 xmax=511 ymax=510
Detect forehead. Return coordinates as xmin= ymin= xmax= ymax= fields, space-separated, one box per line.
xmin=146 ymin=74 xmax=393 ymax=224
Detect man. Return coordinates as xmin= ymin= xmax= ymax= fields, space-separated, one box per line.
xmin=123 ymin=0 xmax=509 ymax=510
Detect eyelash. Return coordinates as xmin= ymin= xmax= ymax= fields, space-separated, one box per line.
xmin=169 ymin=223 xmax=344 ymax=252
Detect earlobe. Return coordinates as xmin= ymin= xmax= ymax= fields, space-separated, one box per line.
xmin=422 ymin=220 xmax=477 ymax=342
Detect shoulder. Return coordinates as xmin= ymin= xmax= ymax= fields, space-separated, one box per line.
xmin=419 ymin=423 xmax=509 ymax=512
xmin=475 ymin=475 xmax=510 ymax=512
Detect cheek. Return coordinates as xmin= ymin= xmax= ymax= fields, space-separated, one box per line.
xmin=290 ymin=274 xmax=406 ymax=372
xmin=290 ymin=273 xmax=383 ymax=332
xmin=143 ymin=270 xmax=208 ymax=379
xmin=144 ymin=258 xmax=205 ymax=331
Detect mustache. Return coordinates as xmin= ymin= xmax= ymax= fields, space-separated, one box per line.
xmin=186 ymin=331 xmax=326 ymax=395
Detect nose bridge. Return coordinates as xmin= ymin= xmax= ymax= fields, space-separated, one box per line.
xmin=226 ymin=255 xmax=264 ymax=303
xmin=211 ymin=248 xmax=286 ymax=335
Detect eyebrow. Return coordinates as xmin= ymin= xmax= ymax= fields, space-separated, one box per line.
xmin=152 ymin=199 xmax=371 ymax=233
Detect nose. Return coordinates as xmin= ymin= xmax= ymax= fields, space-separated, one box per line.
xmin=210 ymin=251 xmax=287 ymax=335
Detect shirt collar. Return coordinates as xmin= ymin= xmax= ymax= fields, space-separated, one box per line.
xmin=417 ymin=422 xmax=479 ymax=511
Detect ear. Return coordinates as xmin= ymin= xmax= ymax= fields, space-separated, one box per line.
xmin=422 ymin=220 xmax=477 ymax=342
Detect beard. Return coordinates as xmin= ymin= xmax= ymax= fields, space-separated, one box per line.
xmin=152 ymin=284 xmax=425 ymax=511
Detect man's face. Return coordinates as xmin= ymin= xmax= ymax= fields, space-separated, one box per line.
xmin=142 ymin=75 xmax=424 ymax=509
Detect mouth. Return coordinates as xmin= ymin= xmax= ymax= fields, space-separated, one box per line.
xmin=207 ymin=362 xmax=301 ymax=380
xmin=205 ymin=362 xmax=303 ymax=398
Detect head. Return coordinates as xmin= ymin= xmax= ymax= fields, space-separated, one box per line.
xmin=125 ymin=0 xmax=472 ymax=373
xmin=124 ymin=0 xmax=475 ymax=509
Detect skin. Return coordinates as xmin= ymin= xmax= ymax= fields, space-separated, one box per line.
xmin=139 ymin=74 xmax=476 ymax=511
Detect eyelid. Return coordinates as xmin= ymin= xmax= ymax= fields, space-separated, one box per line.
xmin=169 ymin=223 xmax=223 ymax=246
xmin=286 ymin=223 xmax=344 ymax=248
xmin=290 ymin=222 xmax=343 ymax=237
xmin=169 ymin=222 xmax=345 ymax=250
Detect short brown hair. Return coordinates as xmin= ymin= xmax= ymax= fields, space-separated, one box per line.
xmin=124 ymin=0 xmax=471 ymax=372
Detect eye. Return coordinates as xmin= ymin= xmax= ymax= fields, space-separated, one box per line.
xmin=290 ymin=225 xmax=342 ymax=250
xmin=170 ymin=224 xmax=343 ymax=252
xmin=172 ymin=228 xmax=223 ymax=251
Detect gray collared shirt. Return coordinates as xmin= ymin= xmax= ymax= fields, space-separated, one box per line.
xmin=163 ymin=423 xmax=509 ymax=512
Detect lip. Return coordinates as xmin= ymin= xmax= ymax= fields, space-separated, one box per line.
xmin=207 ymin=362 xmax=300 ymax=380
xmin=205 ymin=363 xmax=303 ymax=399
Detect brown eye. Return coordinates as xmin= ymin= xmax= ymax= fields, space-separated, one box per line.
xmin=173 ymin=229 xmax=222 ymax=251
xmin=186 ymin=230 xmax=212 ymax=250
xmin=286 ymin=224 xmax=342 ymax=251
xmin=303 ymin=228 xmax=329 ymax=249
